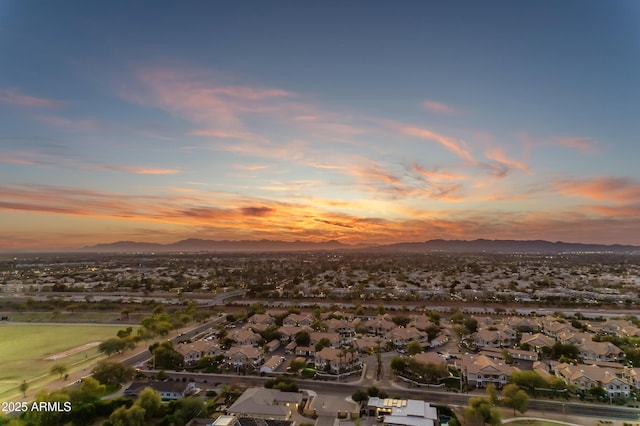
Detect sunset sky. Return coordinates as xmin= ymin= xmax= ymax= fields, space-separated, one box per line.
xmin=1 ymin=1 xmax=639 ymax=250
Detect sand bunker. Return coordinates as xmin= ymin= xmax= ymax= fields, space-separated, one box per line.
xmin=45 ymin=341 xmax=101 ymax=360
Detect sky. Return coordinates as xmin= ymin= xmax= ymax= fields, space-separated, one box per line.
xmin=1 ymin=1 xmax=639 ymax=250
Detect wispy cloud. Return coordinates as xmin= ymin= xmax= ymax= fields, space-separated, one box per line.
xmin=422 ymin=100 xmax=456 ymax=115
xmin=0 ymin=88 xmax=65 ymax=108
xmin=484 ymin=147 xmax=530 ymax=174
xmin=400 ymin=125 xmax=475 ymax=163
xmin=234 ymin=164 xmax=270 ymax=171
xmin=521 ymin=133 xmax=599 ymax=155
xmin=555 ymin=176 xmax=640 ymax=203
xmin=121 ymin=167 xmax=181 ymax=175
xmin=552 ymin=137 xmax=599 ymax=155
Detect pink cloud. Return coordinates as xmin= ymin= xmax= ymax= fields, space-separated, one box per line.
xmin=555 ymin=176 xmax=640 ymax=203
xmin=422 ymin=100 xmax=456 ymax=115
xmin=412 ymin=163 xmax=466 ymax=181
xmin=552 ymin=137 xmax=599 ymax=155
xmin=188 ymin=129 xmax=267 ymax=143
xmin=122 ymin=167 xmax=181 ymax=175
xmin=484 ymin=147 xmax=530 ymax=174
xmin=234 ymin=164 xmax=270 ymax=171
xmin=0 ymin=88 xmax=65 ymax=108
xmin=521 ymin=132 xmax=599 ymax=155
xmin=400 ymin=126 xmax=475 ymax=163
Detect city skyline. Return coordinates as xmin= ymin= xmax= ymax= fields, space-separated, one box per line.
xmin=1 ymin=1 xmax=639 ymax=250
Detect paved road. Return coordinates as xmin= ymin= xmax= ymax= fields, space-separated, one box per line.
xmin=140 ymin=370 xmax=640 ymax=421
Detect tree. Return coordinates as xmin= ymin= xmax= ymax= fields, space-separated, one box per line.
xmin=71 ymin=376 xmax=106 ymax=404
xmin=589 ymin=386 xmax=607 ymax=401
xmin=151 ymin=341 xmax=183 ymax=370
xmin=92 ymin=361 xmax=135 ymax=387
xmin=510 ymin=370 xmax=548 ymax=396
xmin=108 ymin=404 xmax=146 ymax=426
xmin=314 ymin=337 xmax=332 ymax=352
xmin=19 ymin=380 xmax=29 ymax=397
xmin=392 ymin=315 xmax=411 ymax=327
xmin=98 ymin=338 xmax=128 ymax=356
xmin=171 ymin=397 xmax=205 ymax=424
xmin=295 ymin=331 xmax=311 ymax=346
xmin=351 ymin=389 xmax=369 ymax=405
xmin=486 ymin=383 xmax=499 ymax=406
xmin=407 ymin=340 xmax=422 ymax=355
xmin=50 ymin=363 xmax=68 ymax=379
xmin=136 ymin=387 xmax=162 ymax=418
xmin=288 ymin=357 xmax=307 ymax=373
xmin=551 ymin=342 xmax=580 ymax=361
xmin=390 ymin=357 xmax=406 ymax=374
xmin=502 ymin=383 xmax=529 ymax=415
xmin=463 ymin=397 xmax=501 ymax=426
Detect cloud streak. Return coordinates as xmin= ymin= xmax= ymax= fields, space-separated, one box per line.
xmin=0 ymin=88 xmax=65 ymax=108
xmin=422 ymin=100 xmax=456 ymax=115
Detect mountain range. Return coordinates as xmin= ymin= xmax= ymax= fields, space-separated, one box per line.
xmin=81 ymin=238 xmax=640 ymax=254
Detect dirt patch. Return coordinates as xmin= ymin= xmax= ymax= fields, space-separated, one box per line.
xmin=45 ymin=342 xmax=101 ymax=360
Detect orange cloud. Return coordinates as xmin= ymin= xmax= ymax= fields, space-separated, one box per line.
xmin=2 ymin=182 xmax=639 ymax=247
xmin=122 ymin=167 xmax=181 ymax=175
xmin=521 ymin=132 xmax=599 ymax=155
xmin=484 ymin=147 xmax=530 ymax=174
xmin=352 ymin=165 xmax=402 ymax=186
xmin=555 ymin=177 xmax=640 ymax=203
xmin=234 ymin=164 xmax=270 ymax=171
xmin=422 ymin=100 xmax=456 ymax=115
xmin=552 ymin=137 xmax=599 ymax=155
xmin=412 ymin=163 xmax=466 ymax=181
xmin=401 ymin=126 xmax=475 ymax=163
xmin=0 ymin=88 xmax=65 ymax=108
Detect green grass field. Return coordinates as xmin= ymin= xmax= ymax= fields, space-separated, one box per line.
xmin=505 ymin=421 xmax=571 ymax=426
xmin=0 ymin=323 xmax=127 ymax=399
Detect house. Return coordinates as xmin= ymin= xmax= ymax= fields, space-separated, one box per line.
xmin=174 ymin=341 xmax=218 ymax=366
xmin=504 ymin=316 xmax=540 ymax=332
xmin=309 ymin=331 xmax=342 ymax=348
xmin=430 ymin=331 xmax=449 ymax=348
xmin=264 ymin=339 xmax=280 ymax=353
xmin=247 ymin=313 xmax=275 ymax=326
xmin=352 ymin=336 xmax=384 ymax=353
xmin=520 ymin=332 xmax=555 ymax=350
xmin=385 ymin=327 xmax=429 ymax=349
xmin=413 ymin=352 xmax=447 ymax=368
xmin=542 ymin=319 xmax=575 ymax=338
xmin=283 ymin=313 xmax=314 ymax=327
xmin=226 ymin=346 xmax=264 ymax=369
xmin=408 ymin=314 xmax=435 ymax=332
xmin=471 ymin=327 xmax=515 ymax=349
xmin=295 ymin=346 xmax=314 ymax=357
xmin=363 ymin=315 xmax=396 ymax=336
xmin=579 ymin=340 xmax=625 ymax=363
xmin=454 ymin=354 xmax=518 ymax=388
xmin=227 ymin=387 xmax=303 ymax=421
xmin=314 ymin=347 xmax=359 ymax=374
xmin=228 ymin=329 xmax=261 ymax=347
xmin=211 ymin=415 xmax=294 ymax=426
xmin=260 ymin=355 xmax=285 ymax=374
xmin=284 ymin=341 xmax=297 ymax=354
xmin=278 ymin=325 xmax=311 ymax=343
xmin=366 ymin=397 xmax=437 ymax=426
xmin=325 ymin=318 xmax=355 ymax=336
xmin=555 ymin=363 xmax=631 ymax=398
xmin=124 ymin=381 xmax=195 ymax=400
